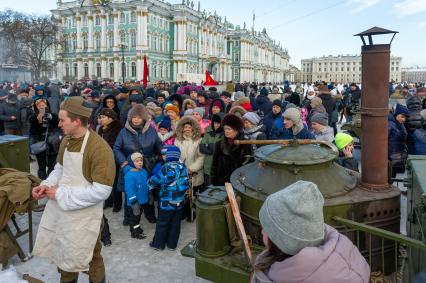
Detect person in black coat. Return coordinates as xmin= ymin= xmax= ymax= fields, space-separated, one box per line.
xmin=97 ymin=108 xmax=123 ymax=212
xmin=263 ymin=100 xmax=282 ymax=139
xmin=388 ymin=104 xmax=409 ymax=177
xmin=254 ymin=87 xmax=272 ymax=117
xmin=29 ymin=98 xmax=60 ymax=180
xmin=210 ymin=114 xmax=253 ymax=186
xmin=405 ymin=95 xmax=423 ymax=154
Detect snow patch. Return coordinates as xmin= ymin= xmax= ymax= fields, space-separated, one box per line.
xmin=0 ymin=266 xmax=28 ymax=283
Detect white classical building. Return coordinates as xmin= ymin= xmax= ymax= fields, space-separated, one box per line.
xmin=51 ymin=0 xmax=289 ymax=83
xmin=301 ymin=55 xmax=402 ymax=83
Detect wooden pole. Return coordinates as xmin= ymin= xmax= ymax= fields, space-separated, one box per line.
xmin=225 ymin=182 xmax=253 ymax=267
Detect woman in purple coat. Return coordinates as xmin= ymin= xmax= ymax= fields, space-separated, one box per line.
xmin=251 ymin=181 xmax=370 ymax=283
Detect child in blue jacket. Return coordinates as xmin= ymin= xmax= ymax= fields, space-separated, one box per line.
xmin=124 ymin=152 xmax=149 ymax=239
xmin=148 ymin=146 xmax=190 ymax=251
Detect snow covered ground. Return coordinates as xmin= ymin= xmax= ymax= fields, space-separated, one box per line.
xmin=5 ymin=162 xmax=208 ymax=283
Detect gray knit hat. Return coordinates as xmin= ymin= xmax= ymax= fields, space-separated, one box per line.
xmin=193 ymin=107 xmax=205 ymax=117
xmin=311 ymin=113 xmax=328 ymax=126
xmin=282 ymin=107 xmax=301 ymax=124
xmin=233 ymin=91 xmax=245 ymax=101
xmin=243 ymin=112 xmax=260 ymax=126
xmin=259 ymin=180 xmax=325 ymax=255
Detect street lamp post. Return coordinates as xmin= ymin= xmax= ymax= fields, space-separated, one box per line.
xmin=119 ymin=42 xmax=128 ymax=83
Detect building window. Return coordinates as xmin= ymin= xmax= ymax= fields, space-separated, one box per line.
xmin=120 ymin=32 xmax=126 ymax=45
xmin=83 ymin=35 xmax=88 ymax=50
xmin=235 ymin=52 xmax=239 ymax=62
xmin=84 ymin=63 xmax=89 ymax=77
xmin=347 ymin=67 xmax=350 ymax=71
xmin=121 ymin=62 xmax=126 ymax=79
xmin=319 ymin=68 xmax=321 ymax=71
xmin=73 ymin=63 xmax=78 ymax=77
xmin=165 ymin=65 xmax=169 ymax=78
xmin=130 ymin=12 xmax=136 ymax=23
xmin=82 ymin=16 xmax=88 ymax=27
xmin=72 ymin=18 xmax=76 ymax=28
xmin=108 ymin=14 xmax=113 ymax=25
xmin=391 ymin=67 xmax=394 ymax=71
xmin=96 ymin=63 xmax=101 ymax=78
xmin=153 ymin=34 xmax=157 ymax=50
xmin=130 ymin=31 xmax=136 ymax=48
xmin=95 ymin=15 xmax=101 ymax=26
xmin=109 ymin=62 xmax=114 ymax=78
xmin=120 ymin=12 xmax=125 ymax=24
xmin=95 ymin=34 xmax=101 ymax=49
xmin=396 ymin=67 xmax=399 ymax=71
xmin=131 ymin=62 xmax=136 ymax=77
xmin=72 ymin=36 xmax=77 ymax=50
xmin=108 ymin=33 xmax=113 ymax=48
xmin=65 ymin=64 xmax=70 ymax=78
xmin=153 ymin=64 xmax=157 ymax=78
xmin=154 ymin=16 xmax=157 ymax=26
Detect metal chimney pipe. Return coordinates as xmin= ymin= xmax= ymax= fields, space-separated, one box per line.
xmin=360 ymin=44 xmax=390 ymax=191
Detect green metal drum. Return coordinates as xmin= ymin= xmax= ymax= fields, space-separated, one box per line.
xmin=196 ymin=187 xmax=231 ymax=258
xmin=0 ymin=135 xmax=30 ymax=172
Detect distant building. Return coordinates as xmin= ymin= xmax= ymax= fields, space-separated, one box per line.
xmin=0 ymin=64 xmax=32 ymax=82
xmin=287 ymin=65 xmax=301 ymax=83
xmin=301 ymin=55 xmax=402 ymax=83
xmin=401 ymin=67 xmax=426 ymax=82
xmin=51 ymin=0 xmax=289 ymax=83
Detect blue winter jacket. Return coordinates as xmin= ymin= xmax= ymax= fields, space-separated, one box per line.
xmin=113 ymin=121 xmax=162 ymax=166
xmin=124 ymin=166 xmax=149 ymax=206
xmin=388 ymin=114 xmax=408 ymax=158
xmin=263 ymin=112 xmax=282 ymax=139
xmin=270 ymin=118 xmax=314 ymax=140
xmin=413 ymin=128 xmax=426 ymax=155
xmin=148 ymin=161 xmax=189 ymax=211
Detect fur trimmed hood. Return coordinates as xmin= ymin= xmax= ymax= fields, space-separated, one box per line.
xmin=175 ymin=115 xmax=202 ymax=141
xmin=229 ymin=105 xmax=248 ymax=117
xmin=125 ymin=104 xmax=151 ymax=134
xmin=182 ymin=98 xmax=197 ymax=111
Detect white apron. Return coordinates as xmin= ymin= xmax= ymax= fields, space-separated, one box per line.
xmin=33 ymin=130 xmax=103 ymax=272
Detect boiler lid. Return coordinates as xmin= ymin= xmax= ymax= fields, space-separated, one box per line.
xmin=255 ymin=142 xmax=338 ymax=165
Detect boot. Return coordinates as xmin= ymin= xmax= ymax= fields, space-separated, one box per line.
xmin=130 ymin=226 xmax=146 ymax=240
xmin=37 ymin=169 xmax=47 ymax=180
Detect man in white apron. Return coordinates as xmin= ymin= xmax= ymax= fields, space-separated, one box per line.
xmin=32 ymin=96 xmax=116 ymax=283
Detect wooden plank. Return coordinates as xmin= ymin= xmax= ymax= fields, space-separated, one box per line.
xmin=225 ymin=182 xmax=253 ymax=267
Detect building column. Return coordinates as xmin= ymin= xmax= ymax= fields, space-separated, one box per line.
xmin=137 ymin=56 xmax=142 ymax=81
xmin=88 ymin=58 xmax=94 ymax=78
xmin=100 ymin=14 xmax=106 ymax=52
xmin=76 ymin=14 xmax=82 ymax=52
xmin=173 ymin=61 xmax=177 ymax=81
xmin=113 ymin=11 xmax=119 ymax=52
xmin=114 ymin=56 xmax=120 ymax=82
xmin=101 ymin=57 xmax=107 ymax=79
xmin=77 ymin=60 xmax=83 ymax=79
xmin=136 ymin=10 xmax=142 ymax=51
xmin=57 ymin=60 xmax=63 ymax=81
xmin=141 ymin=10 xmax=148 ymax=50
xmin=174 ymin=23 xmax=178 ymax=50
xmin=88 ymin=14 xmax=94 ymax=52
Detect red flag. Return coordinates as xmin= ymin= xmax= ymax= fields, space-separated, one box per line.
xmin=142 ymin=55 xmax=149 ymax=88
xmin=204 ymin=70 xmax=218 ymax=86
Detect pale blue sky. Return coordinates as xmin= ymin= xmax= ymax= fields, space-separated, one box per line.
xmin=1 ymin=0 xmax=426 ymax=68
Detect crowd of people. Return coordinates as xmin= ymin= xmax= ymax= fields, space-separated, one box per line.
xmin=2 ymin=78 xmax=426 ymax=282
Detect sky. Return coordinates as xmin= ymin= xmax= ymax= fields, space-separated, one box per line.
xmin=1 ymin=0 xmax=425 ymax=68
